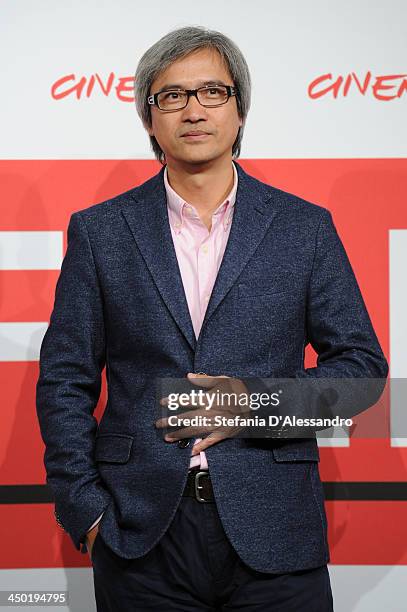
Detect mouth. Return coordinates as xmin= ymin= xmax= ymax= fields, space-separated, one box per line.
xmin=181 ymin=132 xmax=210 ymax=140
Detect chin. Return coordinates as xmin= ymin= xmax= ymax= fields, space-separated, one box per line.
xmin=178 ymin=150 xmax=224 ymax=166
xmin=185 ymin=157 xmax=215 ymax=166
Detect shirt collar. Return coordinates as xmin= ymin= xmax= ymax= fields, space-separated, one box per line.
xmin=164 ymin=162 xmax=238 ymax=234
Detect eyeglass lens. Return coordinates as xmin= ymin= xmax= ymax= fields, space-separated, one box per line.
xmin=157 ymin=86 xmax=229 ymax=110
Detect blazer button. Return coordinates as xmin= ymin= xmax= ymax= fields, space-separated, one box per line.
xmin=177 ymin=439 xmax=191 ymax=448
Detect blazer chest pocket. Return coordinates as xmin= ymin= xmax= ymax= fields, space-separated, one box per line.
xmin=94 ymin=433 xmax=134 ymax=463
xmin=237 ymin=283 xmax=300 ymax=300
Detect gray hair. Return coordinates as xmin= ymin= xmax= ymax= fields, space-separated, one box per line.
xmin=134 ymin=26 xmax=251 ymax=164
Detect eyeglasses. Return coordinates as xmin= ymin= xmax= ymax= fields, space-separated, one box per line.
xmin=147 ymin=85 xmax=237 ymax=112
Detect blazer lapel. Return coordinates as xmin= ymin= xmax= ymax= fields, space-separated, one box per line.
xmin=200 ymin=162 xmax=278 ymax=337
xmin=121 ymin=167 xmax=197 ymax=352
xmin=120 ymin=162 xmax=279 ymax=353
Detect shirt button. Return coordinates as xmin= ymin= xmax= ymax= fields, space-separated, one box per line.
xmin=174 ymin=222 xmax=181 ymax=228
xmin=178 ymin=439 xmax=191 ymax=448
xmin=201 ymin=244 xmax=208 ymax=253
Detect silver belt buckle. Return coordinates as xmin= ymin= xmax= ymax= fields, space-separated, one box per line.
xmin=194 ymin=470 xmax=210 ymax=503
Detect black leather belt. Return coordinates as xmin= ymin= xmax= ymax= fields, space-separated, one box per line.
xmin=183 ymin=468 xmax=214 ymax=503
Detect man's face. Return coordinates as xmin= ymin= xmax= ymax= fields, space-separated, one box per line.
xmin=147 ymin=47 xmax=243 ymax=167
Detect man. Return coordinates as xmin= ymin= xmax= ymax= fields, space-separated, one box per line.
xmin=36 ymin=26 xmax=388 ymax=611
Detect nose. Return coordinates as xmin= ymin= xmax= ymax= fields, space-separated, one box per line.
xmin=180 ymin=93 xmax=208 ymax=122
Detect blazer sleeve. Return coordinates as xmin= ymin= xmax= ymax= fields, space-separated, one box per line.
xmin=36 ymin=212 xmax=112 ymax=552
xmin=243 ymin=208 xmax=389 ymax=432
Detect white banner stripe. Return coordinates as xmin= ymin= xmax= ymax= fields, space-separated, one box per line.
xmin=389 ymin=230 xmax=407 ymax=378
xmin=317 ymin=431 xmax=350 ymax=447
xmin=0 ymin=232 xmax=63 ymax=270
xmin=390 ymin=230 xmax=407 ymax=447
xmin=0 ymin=322 xmax=48 ymax=361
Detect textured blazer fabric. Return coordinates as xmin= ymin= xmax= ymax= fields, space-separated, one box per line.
xmin=36 ymin=162 xmax=388 ymax=572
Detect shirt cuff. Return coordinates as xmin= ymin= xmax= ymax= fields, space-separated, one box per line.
xmin=86 ymin=512 xmax=104 ymax=532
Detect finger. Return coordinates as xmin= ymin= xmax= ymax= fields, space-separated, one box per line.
xmin=159 ymin=394 xmax=184 ymax=407
xmin=190 ymin=430 xmax=229 ymax=454
xmin=187 ymin=372 xmax=229 ymax=388
xmin=191 ymin=426 xmax=243 ymax=454
xmin=155 ymin=417 xmax=168 ymax=428
xmin=160 ymin=391 xmax=210 ymax=409
xmin=155 ymin=408 xmax=215 ymax=429
xmin=164 ymin=424 xmax=216 ymax=441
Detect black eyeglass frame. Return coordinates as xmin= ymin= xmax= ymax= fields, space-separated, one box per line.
xmin=147 ymin=85 xmax=237 ymax=111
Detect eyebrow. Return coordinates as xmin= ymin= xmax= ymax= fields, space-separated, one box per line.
xmin=157 ymin=80 xmax=228 ymax=92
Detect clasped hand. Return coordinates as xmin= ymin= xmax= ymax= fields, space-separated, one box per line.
xmin=155 ymin=373 xmax=250 ymax=455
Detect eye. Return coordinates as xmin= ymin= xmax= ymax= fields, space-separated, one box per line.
xmin=162 ymin=91 xmax=180 ymax=100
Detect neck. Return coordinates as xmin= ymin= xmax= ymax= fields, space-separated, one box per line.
xmin=165 ymin=156 xmax=235 ymax=214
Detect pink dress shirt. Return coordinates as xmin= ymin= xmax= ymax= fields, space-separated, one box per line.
xmin=87 ymin=163 xmax=238 ymax=532
xmin=164 ymin=162 xmax=238 ymax=469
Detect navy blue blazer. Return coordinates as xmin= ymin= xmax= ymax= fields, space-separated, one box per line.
xmin=36 ymin=161 xmax=388 ymax=572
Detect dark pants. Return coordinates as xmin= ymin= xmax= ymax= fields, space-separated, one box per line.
xmin=92 ymin=496 xmax=334 ymax=611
